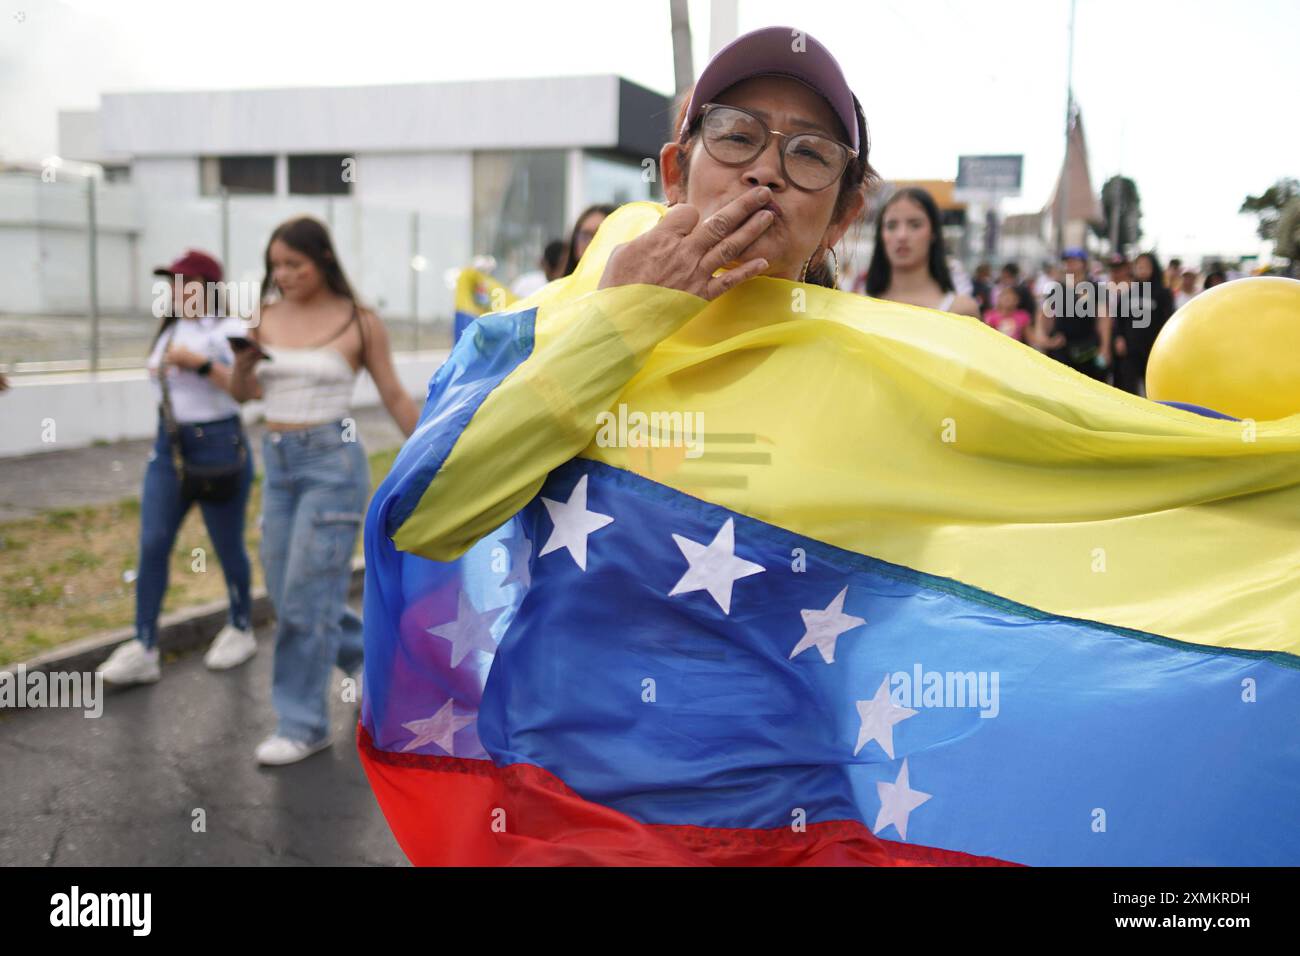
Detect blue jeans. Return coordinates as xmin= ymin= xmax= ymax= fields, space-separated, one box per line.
xmin=136 ymin=415 xmax=253 ymax=648
xmin=260 ymin=422 xmax=369 ymax=743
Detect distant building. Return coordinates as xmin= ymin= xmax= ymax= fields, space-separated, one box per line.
xmin=2 ymin=75 xmax=670 ymax=320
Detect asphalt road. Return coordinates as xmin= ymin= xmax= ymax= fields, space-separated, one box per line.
xmin=0 ymin=620 xmax=407 ymax=866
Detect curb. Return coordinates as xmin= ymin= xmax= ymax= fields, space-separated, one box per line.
xmin=3 ymin=558 xmax=366 ymax=677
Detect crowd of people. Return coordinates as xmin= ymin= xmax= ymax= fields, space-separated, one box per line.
xmin=852 ymin=185 xmax=1235 ymax=397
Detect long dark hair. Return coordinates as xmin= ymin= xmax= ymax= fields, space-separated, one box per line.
xmin=260 ymin=216 xmax=359 ymax=305
xmin=864 ymin=187 xmax=955 ymax=297
xmin=672 ymin=86 xmax=878 ymax=289
xmin=563 ymin=204 xmax=618 ymax=277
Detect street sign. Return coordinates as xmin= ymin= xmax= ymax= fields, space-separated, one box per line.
xmin=954 ymin=155 xmax=1023 ymax=201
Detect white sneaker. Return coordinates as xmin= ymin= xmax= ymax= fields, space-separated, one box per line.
xmin=255 ymin=734 xmax=332 ymax=766
xmin=204 ymin=624 xmax=257 ymax=671
xmin=97 ymin=640 xmax=161 ymax=685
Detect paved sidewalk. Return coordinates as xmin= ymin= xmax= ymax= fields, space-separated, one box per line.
xmin=0 ymin=619 xmax=407 ymax=866
xmin=0 ymin=405 xmax=410 ymax=522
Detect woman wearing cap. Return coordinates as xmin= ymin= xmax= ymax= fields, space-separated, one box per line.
xmin=99 ymin=251 xmax=257 ymax=686
xmin=362 ymin=27 xmax=883 ymax=860
xmin=863 ymin=187 xmax=981 ymax=318
xmin=229 ymin=217 xmax=418 ymax=766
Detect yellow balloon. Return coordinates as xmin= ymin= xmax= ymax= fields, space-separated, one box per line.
xmin=1147 ymin=276 xmax=1300 ymax=421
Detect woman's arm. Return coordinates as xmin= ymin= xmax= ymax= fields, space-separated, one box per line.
xmin=359 ymin=311 xmax=419 ymax=437
xmin=227 ymin=312 xmax=267 ymax=402
xmin=951 ymin=293 xmax=982 ymax=319
xmin=384 ymin=189 xmax=774 ymax=563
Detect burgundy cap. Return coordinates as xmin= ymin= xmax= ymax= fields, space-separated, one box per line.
xmin=153 ymin=249 xmax=223 ymax=284
xmin=680 ymin=26 xmax=859 ymax=152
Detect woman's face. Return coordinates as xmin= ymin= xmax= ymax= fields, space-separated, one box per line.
xmin=663 ymin=75 xmax=861 ymax=281
xmin=573 ymin=212 xmax=607 ymax=264
xmin=882 ymin=196 xmax=932 ymax=272
xmin=1132 ymin=256 xmax=1154 ymax=281
xmin=269 ymin=239 xmax=324 ymax=302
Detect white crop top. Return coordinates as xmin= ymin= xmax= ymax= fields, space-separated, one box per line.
xmin=255 ymin=346 xmax=358 ymax=424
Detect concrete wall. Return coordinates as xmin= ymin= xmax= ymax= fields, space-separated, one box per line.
xmin=0 ymin=350 xmax=448 ymax=458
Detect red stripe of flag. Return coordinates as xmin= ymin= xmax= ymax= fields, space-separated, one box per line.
xmin=357 ymin=724 xmax=1019 ymax=867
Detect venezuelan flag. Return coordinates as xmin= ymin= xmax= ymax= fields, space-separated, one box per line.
xmin=360 ymin=203 xmax=1300 ymax=866
xmin=453 ymin=267 xmax=517 ymax=341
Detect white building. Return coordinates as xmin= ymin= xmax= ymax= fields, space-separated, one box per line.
xmin=4 ymin=75 xmax=671 ymax=325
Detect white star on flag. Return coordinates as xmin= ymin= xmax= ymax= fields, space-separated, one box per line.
xmin=401 ymin=699 xmax=476 ymax=755
xmin=854 ymin=675 xmax=917 ymax=758
xmin=539 ymin=474 xmax=614 ymax=570
xmin=790 ymin=587 xmax=866 ymax=663
xmin=427 ymin=590 xmax=504 ymax=667
xmin=668 ymin=517 xmax=765 ymax=615
xmin=499 ymin=529 xmax=533 ymax=590
xmin=873 ymin=758 xmax=932 ymax=842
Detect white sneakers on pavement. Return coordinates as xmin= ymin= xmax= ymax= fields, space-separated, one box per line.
xmin=255 ymin=735 xmax=333 ymax=766
xmin=97 ymin=640 xmax=161 ymax=685
xmin=203 ymin=624 xmax=257 ymax=671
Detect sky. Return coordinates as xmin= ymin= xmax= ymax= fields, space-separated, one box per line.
xmin=2 ymin=0 xmax=1297 ymax=263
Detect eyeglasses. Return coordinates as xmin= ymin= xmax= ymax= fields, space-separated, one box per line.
xmin=696 ymin=103 xmax=857 ymax=192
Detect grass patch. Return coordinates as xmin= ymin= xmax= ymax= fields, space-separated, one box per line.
xmin=0 ymin=449 xmax=399 ymax=666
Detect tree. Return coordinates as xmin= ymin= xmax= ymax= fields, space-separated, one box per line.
xmin=1240 ymin=177 xmax=1300 ymax=241
xmin=1275 ymin=197 xmax=1300 ymax=266
xmin=1094 ymin=175 xmax=1141 ymax=255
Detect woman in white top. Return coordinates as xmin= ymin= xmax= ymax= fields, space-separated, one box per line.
xmin=230 ymin=216 xmax=418 ymax=766
xmin=863 ymin=186 xmax=981 ymax=318
xmin=99 ymin=250 xmax=257 ymax=686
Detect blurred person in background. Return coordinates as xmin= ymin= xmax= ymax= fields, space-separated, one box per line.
xmin=983 ymin=283 xmax=1032 ymax=343
xmin=1030 ymin=247 xmax=1111 ymax=381
xmin=1165 ymin=257 xmax=1183 ymax=291
xmin=562 ymin=204 xmax=618 ymax=276
xmin=510 ymin=238 xmax=567 ymax=297
xmin=98 ymin=250 xmax=256 ymax=686
xmin=971 ymin=262 xmax=994 ymax=312
xmin=229 ymin=217 xmax=418 ymax=766
xmin=1113 ymin=251 xmax=1174 ymax=396
xmin=864 ymin=187 xmax=980 ymax=317
xmin=1174 ymin=268 xmax=1199 ymax=310
xmin=1204 ymin=269 xmax=1228 ymax=290
xmin=996 ymin=262 xmax=1037 ymax=316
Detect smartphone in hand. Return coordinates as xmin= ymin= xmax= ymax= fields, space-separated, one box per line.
xmin=227 ymin=336 xmax=272 ymax=361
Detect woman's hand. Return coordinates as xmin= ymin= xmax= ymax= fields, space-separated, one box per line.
xmin=164 ymin=343 xmax=208 ymax=370
xmin=598 ymin=186 xmax=775 ymax=300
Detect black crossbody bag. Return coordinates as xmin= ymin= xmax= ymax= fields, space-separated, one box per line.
xmin=157 ymin=331 xmax=247 ymax=502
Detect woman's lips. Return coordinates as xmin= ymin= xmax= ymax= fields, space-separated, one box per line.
xmin=762 ymin=201 xmax=783 ymax=220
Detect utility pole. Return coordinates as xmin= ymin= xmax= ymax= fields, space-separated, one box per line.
xmin=670 ymin=0 xmax=694 ymax=95
xmin=1057 ymin=0 xmax=1077 ymax=255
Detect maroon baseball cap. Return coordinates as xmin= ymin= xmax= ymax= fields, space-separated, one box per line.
xmin=679 ymin=26 xmax=860 ymax=152
xmin=153 ymin=249 xmax=223 ymax=283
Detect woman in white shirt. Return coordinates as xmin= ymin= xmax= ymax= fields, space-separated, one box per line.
xmin=230 ymin=217 xmax=417 ymax=766
xmin=99 ymin=250 xmax=256 ymax=686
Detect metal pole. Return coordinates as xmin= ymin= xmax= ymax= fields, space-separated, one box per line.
xmin=670 ymin=0 xmax=694 ymax=94
xmin=87 ymin=174 xmax=100 ymax=373
xmin=1109 ymin=178 xmax=1122 ymax=254
xmin=410 ymin=211 xmax=420 ymax=352
xmin=1057 ymin=0 xmax=1076 ymax=255
xmin=220 ymin=187 xmax=230 ymax=273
